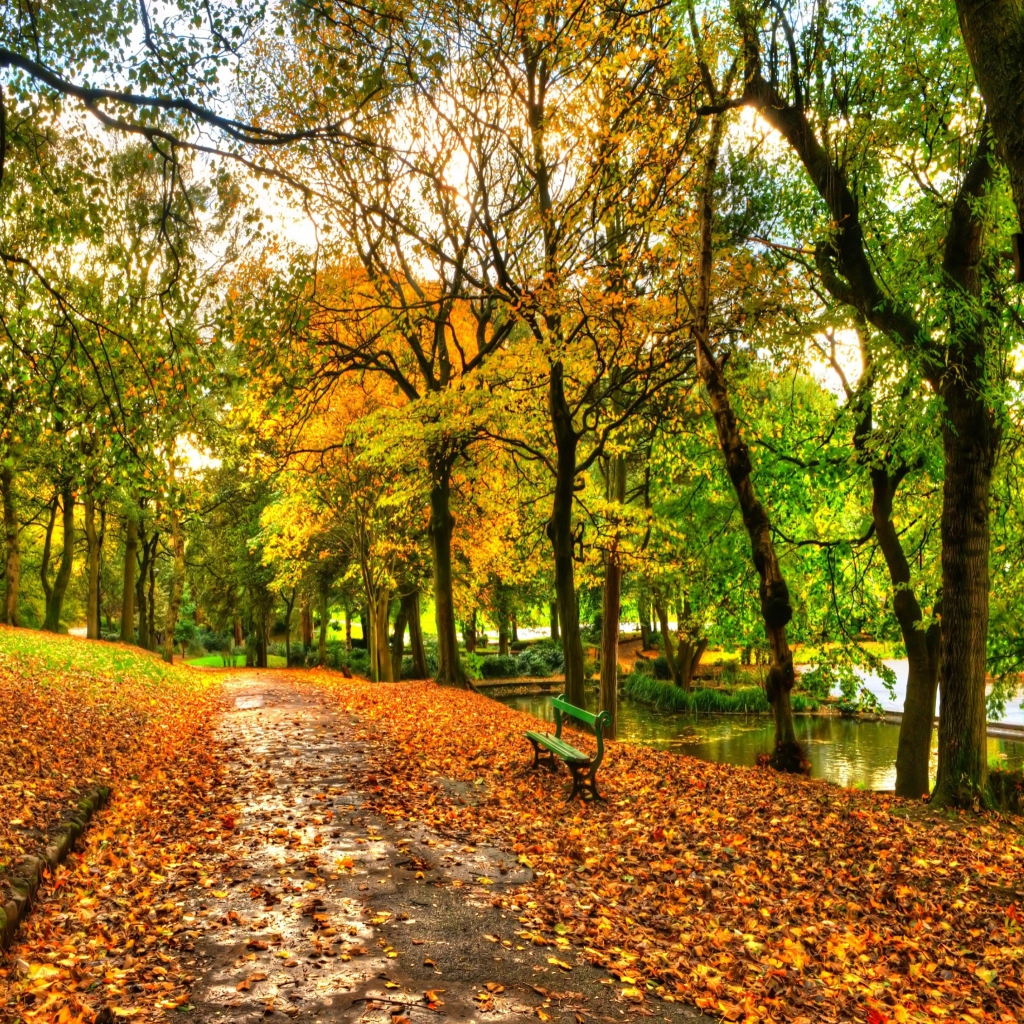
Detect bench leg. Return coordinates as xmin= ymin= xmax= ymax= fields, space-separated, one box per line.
xmin=522 ymin=739 xmax=560 ymax=776
xmin=566 ymin=764 xmax=603 ymax=802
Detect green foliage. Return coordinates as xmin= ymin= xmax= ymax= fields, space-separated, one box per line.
xmin=622 ymin=675 xmax=771 ymax=714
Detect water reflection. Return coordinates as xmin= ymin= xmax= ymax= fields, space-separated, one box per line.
xmin=500 ymin=693 xmax=1024 ymax=791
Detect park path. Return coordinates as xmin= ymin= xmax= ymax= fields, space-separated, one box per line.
xmin=181 ymin=671 xmax=699 ymax=1024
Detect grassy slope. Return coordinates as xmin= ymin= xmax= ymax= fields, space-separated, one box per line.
xmin=185 ymin=653 xmax=287 ymax=668
xmin=0 ymin=626 xmax=213 ymax=878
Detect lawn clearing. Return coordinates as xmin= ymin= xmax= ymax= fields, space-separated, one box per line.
xmin=184 ymin=654 xmax=287 ymax=668
xmin=312 ymin=673 xmax=1024 ymax=1024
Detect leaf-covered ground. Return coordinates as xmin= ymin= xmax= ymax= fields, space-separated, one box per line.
xmin=0 ymin=628 xmax=215 ymax=896
xmin=3 ymin=651 xmax=1023 ymax=1024
xmin=312 ymin=674 xmax=1024 ymax=1024
xmin=0 ymin=628 xmax=226 ymax=1022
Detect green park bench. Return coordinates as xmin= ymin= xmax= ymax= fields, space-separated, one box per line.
xmin=524 ymin=694 xmax=611 ymax=801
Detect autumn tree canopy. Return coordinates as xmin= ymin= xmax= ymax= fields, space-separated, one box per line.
xmin=3 ymin=0 xmax=1024 ymax=812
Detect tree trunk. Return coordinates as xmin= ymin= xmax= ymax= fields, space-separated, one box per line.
xmin=930 ymin=142 xmax=998 ymax=808
xmin=301 ymin=596 xmax=313 ymax=650
xmin=84 ymin=480 xmax=100 ymax=640
xmin=549 ymin=600 xmax=560 ymax=642
xmin=147 ymin=542 xmax=157 ymax=648
xmin=391 ymin=598 xmax=408 ymax=679
xmin=867 ymin=465 xmax=942 ymax=798
xmin=404 ymin=590 xmax=428 ymax=679
xmin=599 ymin=452 xmax=626 ymax=737
xmin=162 ymin=508 xmax=185 ymax=664
xmin=638 ymin=593 xmax=651 ymax=651
xmin=256 ymin=614 xmax=268 ymax=669
xmin=43 ymin=481 xmax=75 ymax=633
xmin=253 ymin=628 xmax=264 ymax=668
xmin=1 ymin=466 xmax=19 ymax=626
xmin=511 ymin=613 xmax=519 ymax=643
xmin=428 ymin=455 xmax=467 ymax=686
xmin=136 ymin=521 xmax=150 ymax=650
xmin=676 ymin=636 xmax=709 ymax=691
xmin=283 ymin=589 xmax=295 ymax=667
xmin=931 ymin=385 xmax=994 ymax=806
xmin=693 ymin=114 xmax=801 ymax=770
xmin=498 ymin=616 xmax=509 ymax=657
xmin=464 ymin=609 xmax=477 ymax=653
xmin=235 ymin=615 xmax=244 ymax=648
xmin=369 ymin=592 xmax=393 ymax=682
xmin=953 ymin=1 xmax=1024 ymax=266
xmin=318 ymin=589 xmax=328 ymax=666
xmin=653 ymin=595 xmax=678 ymax=685
xmin=547 ymin=362 xmax=587 ymax=707
xmin=40 ymin=495 xmax=56 ymax=610
xmin=344 ymin=602 xmax=352 ymax=650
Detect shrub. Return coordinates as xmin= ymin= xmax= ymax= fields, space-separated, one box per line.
xmin=481 ymin=655 xmax=519 ymax=678
xmin=399 ymin=651 xmax=438 ymax=679
xmin=515 ymin=649 xmax=555 ymax=677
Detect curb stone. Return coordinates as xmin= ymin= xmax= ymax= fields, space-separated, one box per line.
xmin=0 ymin=784 xmax=111 ymax=951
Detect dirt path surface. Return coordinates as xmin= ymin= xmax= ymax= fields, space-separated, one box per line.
xmin=184 ymin=672 xmax=700 ymax=1024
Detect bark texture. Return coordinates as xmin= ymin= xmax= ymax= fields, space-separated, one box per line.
xmin=162 ymin=508 xmax=185 ymax=665
xmin=318 ymin=590 xmax=328 ymax=666
xmin=42 ymin=482 xmax=75 ymax=634
xmin=83 ymin=481 xmax=100 ymax=640
xmin=871 ymin=464 xmax=941 ymax=798
xmin=599 ymin=453 xmax=626 ymax=737
xmin=301 ymin=597 xmax=313 ymax=650
xmin=120 ymin=515 xmax=137 ymax=643
xmin=954 ymin=1 xmax=1024 ymax=260
xmin=403 ymin=590 xmax=429 ymax=679
xmin=932 ymin=146 xmax=997 ymax=804
xmin=391 ymin=598 xmax=407 ymax=679
xmin=547 ymin=362 xmax=587 ymax=707
xmin=428 ymin=459 xmax=467 ymax=686
xmin=1 ymin=466 xmax=19 ymax=626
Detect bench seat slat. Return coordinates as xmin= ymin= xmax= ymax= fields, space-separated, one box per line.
xmin=524 ymin=730 xmax=590 ymax=763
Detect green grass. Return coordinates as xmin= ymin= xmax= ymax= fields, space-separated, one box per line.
xmin=0 ymin=625 xmax=191 ymax=688
xmin=185 ymin=653 xmax=287 ymax=668
xmin=623 ymin=674 xmax=771 ymax=713
xmin=623 ymin=674 xmax=822 ymax=714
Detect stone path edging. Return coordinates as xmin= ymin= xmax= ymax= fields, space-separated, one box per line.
xmin=0 ymin=784 xmax=111 ymax=951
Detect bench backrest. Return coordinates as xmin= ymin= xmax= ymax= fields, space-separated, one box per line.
xmin=552 ymin=694 xmax=612 ymax=766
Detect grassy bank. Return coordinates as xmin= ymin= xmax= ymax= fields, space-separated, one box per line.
xmin=0 ymin=626 xmax=214 ymax=887
xmin=622 ymin=672 xmax=821 ymax=714
xmin=185 ymin=652 xmax=287 ymax=668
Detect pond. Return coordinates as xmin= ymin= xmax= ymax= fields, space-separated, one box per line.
xmin=499 ymin=692 xmax=1024 ymax=791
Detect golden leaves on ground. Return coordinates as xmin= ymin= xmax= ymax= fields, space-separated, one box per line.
xmin=0 ymin=629 xmax=226 ymax=1023
xmin=310 ymin=672 xmax=1024 ymax=1024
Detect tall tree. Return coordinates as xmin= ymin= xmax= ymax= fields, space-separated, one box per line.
xmin=705 ymin=0 xmax=1020 ymax=803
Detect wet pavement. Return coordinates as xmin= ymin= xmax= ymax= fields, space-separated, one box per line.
xmin=179 ymin=673 xmax=702 ymax=1024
